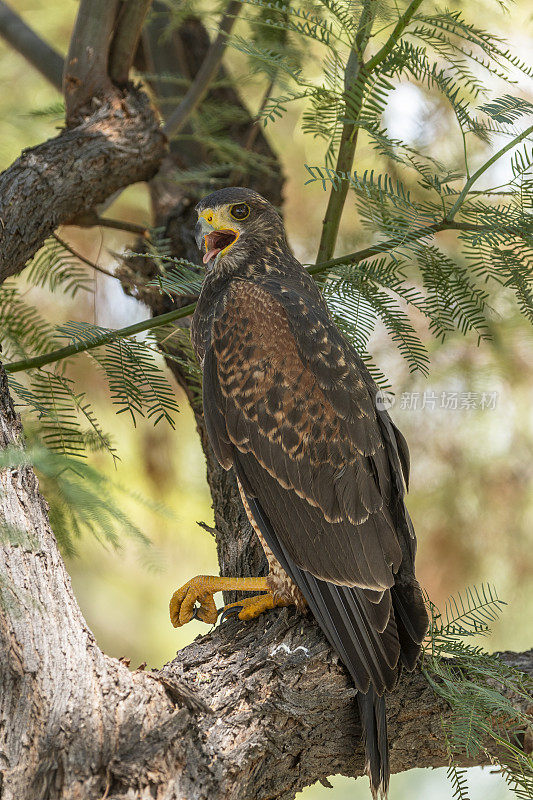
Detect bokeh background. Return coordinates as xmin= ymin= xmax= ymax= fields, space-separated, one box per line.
xmin=1 ymin=2 xmax=532 ymax=798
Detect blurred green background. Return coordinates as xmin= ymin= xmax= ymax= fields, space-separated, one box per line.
xmin=1 ymin=2 xmax=532 ymax=798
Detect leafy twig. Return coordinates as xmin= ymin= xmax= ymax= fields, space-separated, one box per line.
xmin=447 ymin=125 xmax=533 ymax=219
xmin=3 ymin=304 xmax=196 ymax=375
xmin=315 ymin=0 xmax=376 ymax=263
xmin=51 ymin=234 xmax=116 ymax=279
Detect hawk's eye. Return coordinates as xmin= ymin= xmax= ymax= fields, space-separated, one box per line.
xmin=230 ymin=203 xmax=250 ymax=221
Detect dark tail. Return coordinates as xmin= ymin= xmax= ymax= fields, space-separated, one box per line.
xmin=357 ymin=689 xmax=389 ymax=799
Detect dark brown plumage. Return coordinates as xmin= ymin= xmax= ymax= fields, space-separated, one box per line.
xmin=172 ymin=186 xmax=429 ymax=798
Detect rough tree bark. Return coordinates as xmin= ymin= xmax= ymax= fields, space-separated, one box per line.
xmin=0 ymin=87 xmax=166 ymax=284
xmin=0 ymin=3 xmax=531 ymax=799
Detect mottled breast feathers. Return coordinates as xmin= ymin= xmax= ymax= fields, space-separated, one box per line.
xmin=202 ymin=279 xmax=405 ymax=592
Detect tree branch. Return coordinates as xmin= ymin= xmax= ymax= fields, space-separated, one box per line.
xmin=109 ymin=0 xmax=153 ymax=86
xmin=315 ymin=1 xmax=376 ymax=263
xmin=63 ymin=0 xmax=119 ymax=121
xmin=0 ymin=363 xmax=531 ymax=798
xmin=3 ymin=302 xmax=195 ymax=375
xmin=363 ymin=0 xmax=424 ymax=73
xmin=51 ymin=233 xmax=122 ymax=280
xmin=0 ymin=87 xmax=166 ymax=285
xmin=308 ymin=219 xmax=528 ymax=274
xmin=0 ymin=1 xmax=63 ymax=90
xmin=315 ymin=0 xmax=426 ymax=263
xmin=163 ymin=1 xmax=242 ymax=137
xmin=71 ymin=211 xmax=149 ymax=236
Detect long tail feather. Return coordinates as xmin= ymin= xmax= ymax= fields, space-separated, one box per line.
xmin=357 ymin=689 xmax=390 ymax=799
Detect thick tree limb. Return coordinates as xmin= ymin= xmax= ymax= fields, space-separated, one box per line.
xmin=0 ymin=364 xmax=531 ymax=799
xmin=0 ymin=87 xmax=166 ymax=285
xmin=0 ymin=1 xmax=63 ymax=90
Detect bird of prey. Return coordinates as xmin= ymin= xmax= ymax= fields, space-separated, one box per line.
xmin=169 ymin=187 xmax=429 ymax=797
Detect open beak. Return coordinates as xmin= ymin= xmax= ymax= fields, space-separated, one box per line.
xmin=202 ymin=229 xmax=238 ymax=265
xmin=195 ymin=219 xmax=238 ymax=266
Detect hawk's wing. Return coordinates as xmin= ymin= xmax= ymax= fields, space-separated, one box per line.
xmin=203 ymin=278 xmax=427 ymax=694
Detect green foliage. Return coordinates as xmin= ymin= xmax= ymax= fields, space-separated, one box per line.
xmin=10 ymin=370 xmax=118 ymax=459
xmin=25 ymin=100 xmax=66 ymax=120
xmin=145 ymin=255 xmax=204 ymax=298
xmin=1 ymin=238 xmax=180 ymax=461
xmin=231 ymin=0 xmax=532 ymax=364
xmin=0 ymin=283 xmax=59 ymax=361
xmin=322 ymin=254 xmax=431 ymax=381
xmin=0 ymin=445 xmax=169 ymax=558
xmin=4 ymin=1 xmax=531 ymax=394
xmin=1 ymin=0 xmax=531 ymax=458
xmin=57 ymin=321 xmax=180 ymax=427
xmin=26 ymin=237 xmax=94 ymax=297
xmin=446 ymin=763 xmax=470 ymax=800
xmin=423 ymin=586 xmax=533 ymax=800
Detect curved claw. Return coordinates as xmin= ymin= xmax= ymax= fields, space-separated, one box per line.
xmin=218 ymin=604 xmax=243 ymax=624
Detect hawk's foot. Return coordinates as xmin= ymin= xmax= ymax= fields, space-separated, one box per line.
xmin=219 ymin=592 xmax=290 ymax=623
xmin=169 ymin=575 xmax=270 ymax=627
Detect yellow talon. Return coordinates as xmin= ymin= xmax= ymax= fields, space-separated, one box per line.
xmin=169 ymin=574 xmax=270 ymax=628
xmin=169 ymin=576 xmax=218 ymax=627
xmin=221 ymin=593 xmax=290 ymax=621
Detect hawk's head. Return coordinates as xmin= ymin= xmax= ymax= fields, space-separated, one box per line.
xmin=195 ymin=187 xmax=285 ymax=270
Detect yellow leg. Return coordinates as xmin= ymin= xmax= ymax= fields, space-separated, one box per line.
xmin=221 ymin=593 xmax=291 ymax=621
xmin=169 ymin=575 xmax=269 ymax=628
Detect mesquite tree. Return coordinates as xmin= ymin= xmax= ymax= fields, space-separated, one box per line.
xmin=0 ymin=2 xmax=532 ymax=799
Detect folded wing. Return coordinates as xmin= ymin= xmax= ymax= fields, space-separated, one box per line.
xmin=203 ymin=278 xmax=428 ymax=695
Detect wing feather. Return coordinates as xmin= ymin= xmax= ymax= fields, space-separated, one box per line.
xmin=235 ymin=457 xmax=399 ymax=694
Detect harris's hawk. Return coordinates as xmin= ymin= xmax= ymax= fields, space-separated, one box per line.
xmin=170 ymin=187 xmax=429 ymax=797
